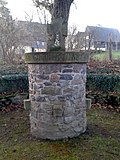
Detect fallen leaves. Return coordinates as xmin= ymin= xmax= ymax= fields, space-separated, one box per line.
xmin=0 ymin=104 xmax=24 ymax=113
xmin=92 ymin=103 xmax=120 ymax=113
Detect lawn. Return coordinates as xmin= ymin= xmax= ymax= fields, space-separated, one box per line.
xmin=93 ymin=51 xmax=120 ymax=61
xmin=0 ymin=107 xmax=120 ymax=160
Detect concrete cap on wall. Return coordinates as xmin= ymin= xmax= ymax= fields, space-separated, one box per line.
xmin=25 ymin=51 xmax=90 ymax=64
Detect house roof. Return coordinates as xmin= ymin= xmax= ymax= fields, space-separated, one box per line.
xmin=86 ymin=26 xmax=120 ymax=42
xmin=15 ymin=20 xmax=47 ymax=46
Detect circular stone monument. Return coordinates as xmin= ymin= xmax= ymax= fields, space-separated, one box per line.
xmin=25 ymin=51 xmax=89 ymax=140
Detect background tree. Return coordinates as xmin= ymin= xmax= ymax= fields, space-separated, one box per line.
xmin=66 ymin=25 xmax=78 ymax=51
xmin=66 ymin=25 xmax=87 ymax=51
xmin=0 ymin=0 xmax=31 ymax=64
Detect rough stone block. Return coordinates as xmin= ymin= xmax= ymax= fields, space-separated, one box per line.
xmin=41 ymin=87 xmax=62 ymax=96
xmin=62 ymin=69 xmax=73 ymax=73
xmin=64 ymin=116 xmax=74 ymax=124
xmin=63 ymin=88 xmax=75 ymax=94
xmin=24 ymin=99 xmax=31 ymax=110
xmin=41 ymin=104 xmax=53 ymax=114
xmin=74 ymin=126 xmax=82 ymax=133
xmin=57 ymin=96 xmax=66 ymax=102
xmin=86 ymin=98 xmax=92 ymax=109
xmin=58 ymin=123 xmax=70 ymax=132
xmin=71 ymin=74 xmax=83 ymax=85
xmin=36 ymin=74 xmax=49 ymax=80
xmin=50 ymin=73 xmax=60 ymax=82
xmin=64 ymin=106 xmax=75 ymax=116
xmin=36 ymin=96 xmax=46 ymax=102
xmin=52 ymin=104 xmax=63 ymax=117
xmin=44 ymin=82 xmax=52 ymax=86
xmin=60 ymin=74 xmax=73 ymax=80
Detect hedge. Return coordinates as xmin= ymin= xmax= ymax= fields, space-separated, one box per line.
xmin=0 ymin=73 xmax=120 ymax=95
xmin=0 ymin=64 xmax=28 ymax=75
xmin=87 ymin=68 xmax=114 ymax=74
xmin=0 ymin=74 xmax=28 ymax=94
xmin=87 ymin=74 xmax=120 ymax=92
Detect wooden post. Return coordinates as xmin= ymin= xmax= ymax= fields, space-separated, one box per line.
xmin=108 ymin=33 xmax=112 ymax=61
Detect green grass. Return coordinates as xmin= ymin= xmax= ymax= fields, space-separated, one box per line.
xmin=93 ymin=51 xmax=120 ymax=61
xmin=0 ymin=108 xmax=120 ymax=160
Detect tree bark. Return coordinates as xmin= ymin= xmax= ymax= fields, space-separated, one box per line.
xmin=47 ymin=0 xmax=74 ymax=51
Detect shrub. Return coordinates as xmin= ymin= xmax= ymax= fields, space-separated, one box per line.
xmin=87 ymin=92 xmax=120 ymax=107
xmin=0 ymin=74 xmax=28 ymax=94
xmin=87 ymin=74 xmax=120 ymax=92
xmin=87 ymin=68 xmax=114 ymax=74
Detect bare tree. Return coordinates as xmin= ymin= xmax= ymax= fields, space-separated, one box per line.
xmin=32 ymin=0 xmax=53 ymax=24
xmin=0 ymin=21 xmax=31 ymax=64
xmin=0 ymin=0 xmax=32 ymax=64
xmin=66 ymin=25 xmax=77 ymax=51
xmin=85 ymin=26 xmax=99 ymax=51
xmin=66 ymin=25 xmax=88 ymax=51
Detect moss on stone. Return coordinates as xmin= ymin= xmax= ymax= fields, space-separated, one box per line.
xmin=25 ymin=51 xmax=89 ymax=64
xmin=49 ymin=46 xmax=64 ymax=51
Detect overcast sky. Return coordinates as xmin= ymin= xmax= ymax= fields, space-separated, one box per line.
xmin=7 ymin=0 xmax=120 ymax=31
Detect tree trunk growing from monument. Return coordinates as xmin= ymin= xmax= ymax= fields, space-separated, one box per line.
xmin=34 ymin=0 xmax=74 ymax=51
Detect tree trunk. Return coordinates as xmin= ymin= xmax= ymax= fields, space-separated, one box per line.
xmin=47 ymin=0 xmax=74 ymax=51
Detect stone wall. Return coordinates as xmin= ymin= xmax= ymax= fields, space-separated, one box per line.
xmin=28 ymin=63 xmax=87 ymax=139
